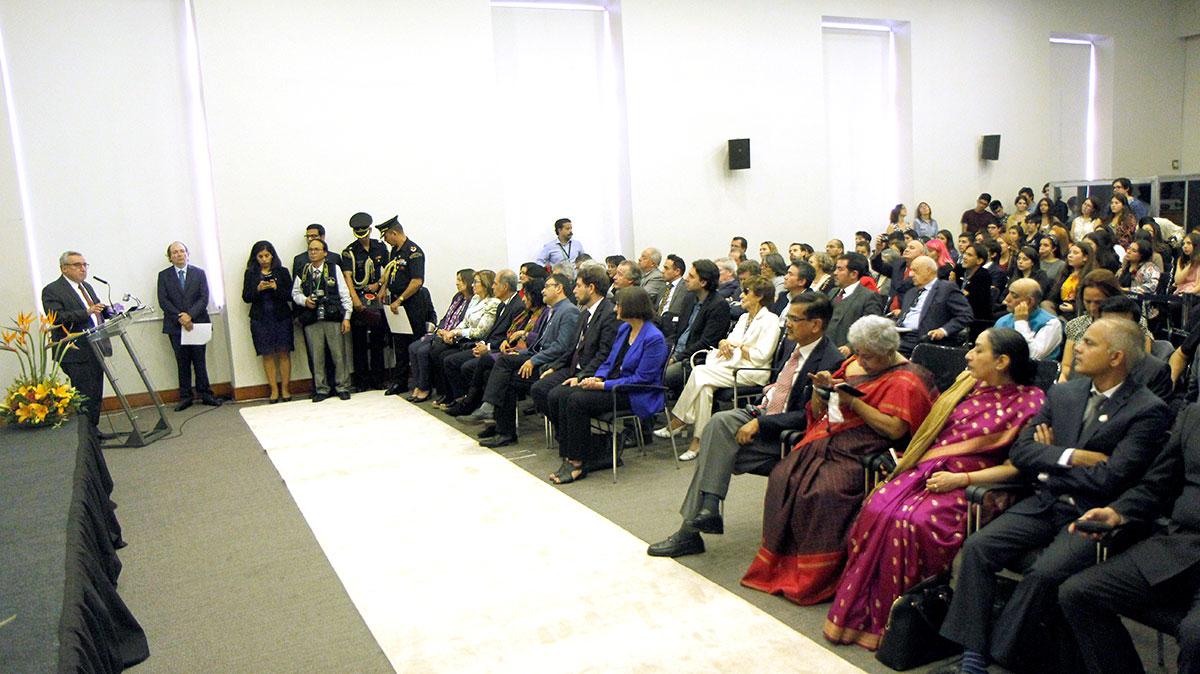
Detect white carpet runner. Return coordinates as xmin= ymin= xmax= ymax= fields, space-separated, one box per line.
xmin=240 ymin=392 xmax=862 ymax=673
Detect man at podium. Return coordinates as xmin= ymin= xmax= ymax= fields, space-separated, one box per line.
xmin=41 ymin=250 xmax=112 ymax=429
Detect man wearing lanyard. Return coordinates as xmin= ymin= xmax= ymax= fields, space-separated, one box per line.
xmin=535 ymin=218 xmax=585 ymax=268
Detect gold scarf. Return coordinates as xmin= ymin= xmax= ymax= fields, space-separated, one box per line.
xmin=885 ymin=369 xmax=977 ymax=479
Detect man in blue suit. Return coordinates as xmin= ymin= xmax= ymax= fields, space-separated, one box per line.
xmin=157 ymin=241 xmax=220 ymax=410
xmin=477 ymin=273 xmax=581 ymax=448
xmin=894 ymin=256 xmax=973 ymax=357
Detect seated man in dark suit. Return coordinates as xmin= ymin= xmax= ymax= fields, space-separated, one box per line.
xmin=1059 ymin=402 xmax=1200 ymax=674
xmin=936 ymin=318 xmax=1170 ymax=674
xmin=826 ymin=252 xmax=885 ymax=356
xmin=535 ymin=265 xmax=618 ymax=424
xmin=663 ymin=260 xmax=732 ymax=392
xmin=41 ymin=250 xmax=113 ymax=431
xmin=647 ymin=294 xmax=844 ymax=557
xmin=477 ymin=273 xmax=580 ymax=448
xmin=894 ymin=256 xmax=973 ymax=357
xmin=770 ymin=260 xmax=815 ymax=320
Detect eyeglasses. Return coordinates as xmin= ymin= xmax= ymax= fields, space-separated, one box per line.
xmin=63 ymin=262 xmax=89 ymax=268
xmin=784 ymin=314 xmax=813 ymax=323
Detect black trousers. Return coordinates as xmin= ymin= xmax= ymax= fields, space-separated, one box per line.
xmin=554 ymin=387 xmax=631 ymax=462
xmin=168 ymin=333 xmax=211 ymax=399
xmin=1060 ymin=539 xmax=1200 ymax=674
xmin=531 ymin=368 xmax=573 ymax=417
xmin=442 ymin=347 xmax=477 ymax=400
xmin=483 ymin=353 xmax=537 ymax=437
xmin=350 ymin=309 xmax=387 ymax=386
xmin=428 ymin=338 xmax=459 ymax=396
xmin=62 ymin=358 xmax=104 ymax=426
xmin=940 ymin=499 xmax=1096 ymax=664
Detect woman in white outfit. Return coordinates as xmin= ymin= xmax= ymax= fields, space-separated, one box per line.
xmin=657 ymin=275 xmax=780 ymax=460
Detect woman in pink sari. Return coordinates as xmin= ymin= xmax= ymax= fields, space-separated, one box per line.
xmin=741 ymin=316 xmax=937 ymax=605
xmin=823 ymin=327 xmax=1045 ymax=650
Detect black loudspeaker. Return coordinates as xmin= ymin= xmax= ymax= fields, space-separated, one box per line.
xmin=981 ymin=135 xmax=1001 ymax=161
xmin=728 ymin=139 xmax=750 ymax=170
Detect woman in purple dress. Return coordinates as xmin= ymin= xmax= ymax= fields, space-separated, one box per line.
xmin=823 ymin=327 xmax=1045 ymax=650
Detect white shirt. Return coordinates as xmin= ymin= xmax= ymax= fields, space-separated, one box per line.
xmin=1012 ymin=313 xmax=1065 ymax=360
xmin=899 ymin=281 xmax=934 ymax=330
xmin=835 ymin=281 xmax=860 ymax=302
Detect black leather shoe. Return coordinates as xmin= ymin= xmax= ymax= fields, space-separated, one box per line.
xmin=647 ymin=529 xmax=705 ymax=558
xmin=384 ymin=384 xmax=407 ymax=396
xmin=480 ymin=434 xmax=517 ymax=448
xmin=312 ymin=393 xmax=329 ymax=403
xmin=200 ymin=395 xmax=223 ymax=407
xmin=685 ymin=508 xmax=724 ymax=535
xmin=97 ymin=431 xmax=119 ymax=441
xmin=477 ymin=426 xmax=498 ymax=439
xmin=174 ymin=398 xmax=194 ymax=412
xmin=337 ymin=391 xmax=351 ymax=401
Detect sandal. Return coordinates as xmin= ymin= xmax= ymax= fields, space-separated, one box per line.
xmin=406 ymin=393 xmax=430 ymax=403
xmin=549 ymin=462 xmax=587 ymax=485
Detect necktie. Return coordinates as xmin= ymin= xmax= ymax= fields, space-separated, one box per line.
xmin=78 ymin=284 xmax=98 ymax=328
xmin=1080 ymin=390 xmax=1105 ymax=439
xmin=765 ymin=345 xmax=803 ymax=415
xmin=834 ymin=289 xmax=846 ymax=304
xmin=177 ymin=268 xmax=186 ymax=288
xmin=571 ymin=308 xmax=591 ymax=369
xmin=658 ymin=282 xmax=673 ymax=313
xmin=902 ymin=287 xmax=926 ymax=324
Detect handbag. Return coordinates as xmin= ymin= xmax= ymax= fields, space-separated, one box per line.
xmin=875 ymin=573 xmax=959 ymax=671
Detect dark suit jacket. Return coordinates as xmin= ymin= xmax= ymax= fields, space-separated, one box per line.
xmin=959 ymin=267 xmax=993 ymax=320
xmin=528 ymin=300 xmax=580 ymax=367
xmin=547 ymin=296 xmax=618 ymax=377
xmin=1108 ymin=404 xmax=1200 ymax=584
xmin=242 ymin=267 xmax=293 ymax=320
xmin=658 ymin=284 xmax=692 ymax=342
xmin=483 ymin=294 xmax=524 ymax=350
xmin=674 ymin=291 xmax=732 ymax=361
xmin=157 ymin=265 xmax=211 ymax=335
xmin=757 ymin=335 xmax=845 ymax=441
xmin=1130 ymin=353 xmax=1174 ymax=404
xmin=1008 ymin=376 xmax=1169 ymax=516
xmin=41 ymin=276 xmax=110 ymax=363
xmin=896 ymin=279 xmax=973 ymax=353
xmin=827 ymin=284 xmax=885 ymax=348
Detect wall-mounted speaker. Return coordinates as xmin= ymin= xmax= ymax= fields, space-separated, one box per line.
xmin=728 ymin=139 xmax=750 ymax=170
xmin=981 ymin=135 xmax=1001 ymax=161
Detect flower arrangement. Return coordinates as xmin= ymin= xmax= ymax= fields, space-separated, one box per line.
xmin=0 ymin=311 xmax=84 ymax=428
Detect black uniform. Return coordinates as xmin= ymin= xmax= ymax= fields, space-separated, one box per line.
xmin=385 ymin=237 xmax=435 ymax=388
xmin=341 ymin=238 xmax=389 ymax=388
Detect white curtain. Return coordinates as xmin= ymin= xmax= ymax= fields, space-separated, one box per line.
xmin=491 ymin=6 xmax=624 ymax=266
xmin=823 ymin=27 xmax=896 ymax=243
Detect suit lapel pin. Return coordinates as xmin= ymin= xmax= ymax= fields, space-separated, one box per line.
xmin=1098 ymin=414 xmax=1108 ymax=423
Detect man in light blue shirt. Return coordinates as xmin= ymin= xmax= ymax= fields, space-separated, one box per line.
xmin=535 ymin=218 xmax=585 ymax=267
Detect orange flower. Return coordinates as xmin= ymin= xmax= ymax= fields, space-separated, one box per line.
xmin=16 ymin=401 xmax=48 ymax=423
xmin=32 ymin=383 xmax=50 ymax=400
xmin=16 ymin=312 xmax=33 ymax=331
xmin=1 ymin=329 xmax=14 ymax=345
xmin=52 ymin=383 xmax=73 ymax=399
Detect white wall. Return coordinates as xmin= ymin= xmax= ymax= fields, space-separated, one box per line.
xmin=620 ymin=0 xmax=1187 ymax=266
xmin=0 ymin=0 xmax=1193 ymax=394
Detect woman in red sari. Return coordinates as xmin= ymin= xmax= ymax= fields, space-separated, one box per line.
xmin=741 ymin=315 xmax=937 ymax=605
xmin=823 ymin=327 xmax=1045 ymax=650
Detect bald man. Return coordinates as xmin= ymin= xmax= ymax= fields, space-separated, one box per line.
xmin=996 ymin=277 xmax=1063 ymax=361
xmin=894 ymin=256 xmax=972 ymax=357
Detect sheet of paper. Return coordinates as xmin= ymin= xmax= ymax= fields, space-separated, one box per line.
xmin=180 ymin=322 xmax=213 ymax=345
xmin=385 ymin=307 xmax=413 ymax=335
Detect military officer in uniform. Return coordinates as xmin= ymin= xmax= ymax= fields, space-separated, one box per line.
xmin=378 ymin=216 xmax=435 ymax=395
xmin=340 ymin=212 xmax=389 ymax=391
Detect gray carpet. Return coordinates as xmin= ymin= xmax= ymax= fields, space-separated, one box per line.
xmin=99 ymin=403 xmax=392 ymax=673
xmin=96 ymin=397 xmax=1177 ymax=673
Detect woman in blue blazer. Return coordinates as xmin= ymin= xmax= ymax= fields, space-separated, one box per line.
xmin=550 ymin=286 xmax=668 ymax=484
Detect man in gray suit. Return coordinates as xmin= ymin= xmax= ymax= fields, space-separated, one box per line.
xmin=638 ymin=247 xmax=668 ymax=308
xmin=825 ymin=252 xmax=885 ymax=356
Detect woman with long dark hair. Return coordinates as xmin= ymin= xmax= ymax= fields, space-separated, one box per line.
xmin=1071 ymin=196 xmax=1102 ymax=242
xmin=886 ymin=203 xmax=909 ymax=233
xmin=913 ymin=202 xmax=937 ymax=239
xmin=1174 ymin=232 xmax=1200 ymax=295
xmin=824 ymin=327 xmax=1044 ymax=651
xmin=1084 ymin=228 xmax=1122 ymax=272
xmin=242 ymin=240 xmax=294 ymax=403
xmin=1118 ymin=238 xmax=1161 ymax=295
xmin=406 ymin=268 xmax=476 ymax=402
xmin=1107 ymin=193 xmax=1138 ymax=247
xmin=1010 ymin=246 xmax=1051 ymax=298
xmin=1055 ymin=240 xmax=1097 ymax=316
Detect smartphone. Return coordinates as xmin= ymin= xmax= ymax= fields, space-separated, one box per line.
xmin=1074 ymin=519 xmax=1114 ymax=534
xmin=835 ymin=382 xmax=866 ymax=398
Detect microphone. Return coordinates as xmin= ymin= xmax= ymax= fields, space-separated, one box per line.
xmin=90 ymin=276 xmax=117 ymax=315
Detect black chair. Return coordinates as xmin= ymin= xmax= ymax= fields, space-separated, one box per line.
xmin=589 ymin=364 xmax=680 ymax=483
xmin=1032 ymin=359 xmax=1060 ymax=392
xmin=911 ymin=343 xmax=969 ymax=393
